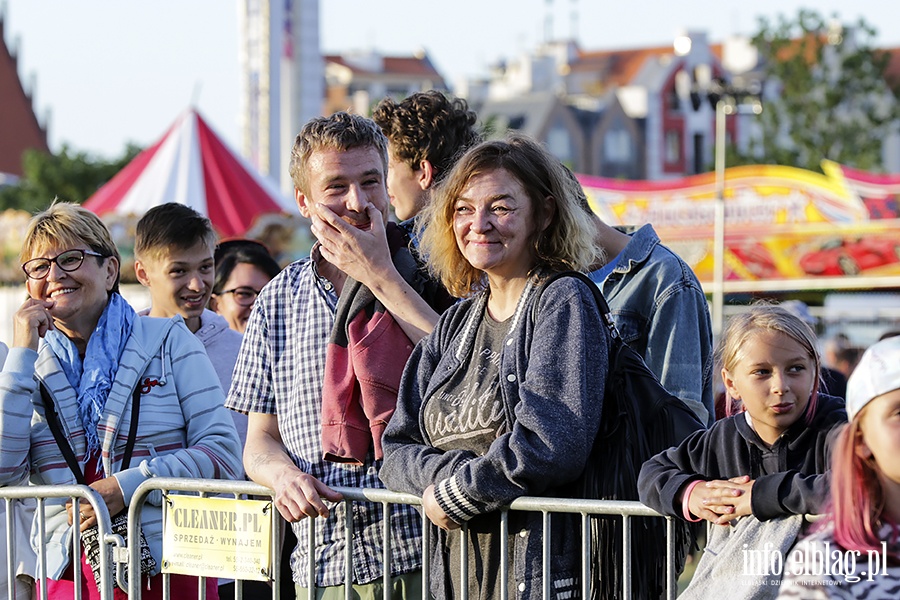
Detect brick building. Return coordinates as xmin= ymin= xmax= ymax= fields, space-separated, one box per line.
xmin=0 ymin=12 xmax=49 ymax=181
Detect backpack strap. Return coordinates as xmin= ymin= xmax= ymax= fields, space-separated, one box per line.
xmin=122 ymin=386 xmax=141 ymax=469
xmin=39 ymin=383 xmax=142 ymax=482
xmin=530 ymin=270 xmax=620 ymax=340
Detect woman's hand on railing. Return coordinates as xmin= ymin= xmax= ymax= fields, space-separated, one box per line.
xmin=422 ymin=484 xmax=460 ymax=531
xmin=67 ymin=476 xmax=126 ymax=531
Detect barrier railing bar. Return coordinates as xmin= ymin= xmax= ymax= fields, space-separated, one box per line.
xmin=5 ymin=498 xmax=14 ymax=600
xmin=37 ymin=498 xmax=47 ymax=600
xmin=344 ymin=498 xmax=353 ymax=600
xmin=0 ymin=485 xmax=113 ymax=600
xmin=459 ymin=521 xmax=468 ymax=600
xmin=420 ymin=511 xmax=429 ymax=600
xmin=337 ymin=480 xmax=669 ymax=599
xmin=73 ymin=498 xmax=83 ymax=600
xmin=233 ymin=479 xmax=243 ymax=600
xmin=666 ymin=518 xmax=676 ymax=600
xmin=197 ymin=491 xmax=208 ymax=600
xmin=499 ymin=509 xmax=509 ymax=600
xmin=12 ymin=479 xmax=830 ymax=600
xmin=91 ymin=478 xmax=664 ymax=515
xmin=162 ymin=501 xmax=170 ymax=600
xmin=503 ymin=496 xmax=661 ymax=516
xmin=127 ymin=479 xmax=678 ymax=600
xmin=580 ymin=513 xmax=590 ymax=600
xmin=272 ymin=503 xmax=282 ymax=600
xmin=128 ymin=480 xmax=266 ymax=598
xmin=623 ymin=515 xmax=632 ymax=600
xmin=382 ymin=501 xmax=391 ymax=600
xmin=542 ymin=511 xmax=551 ymax=600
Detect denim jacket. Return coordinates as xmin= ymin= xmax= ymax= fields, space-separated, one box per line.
xmin=592 ymin=224 xmax=714 ymax=425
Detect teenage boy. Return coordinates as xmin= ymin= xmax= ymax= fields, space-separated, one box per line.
xmin=372 ymin=90 xmax=481 ymax=222
xmin=133 ymin=203 xmax=245 ymax=429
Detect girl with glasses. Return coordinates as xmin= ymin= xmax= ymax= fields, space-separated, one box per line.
xmin=210 ymin=240 xmax=281 ymax=334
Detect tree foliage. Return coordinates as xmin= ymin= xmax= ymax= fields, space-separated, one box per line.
xmin=733 ymin=9 xmax=900 ymax=172
xmin=0 ymin=143 xmax=141 ymax=214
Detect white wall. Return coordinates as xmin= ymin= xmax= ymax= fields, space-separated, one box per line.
xmin=0 ymin=284 xmax=153 ymax=348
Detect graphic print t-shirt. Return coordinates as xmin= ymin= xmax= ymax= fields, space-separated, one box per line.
xmin=423 ymin=312 xmax=511 ymax=454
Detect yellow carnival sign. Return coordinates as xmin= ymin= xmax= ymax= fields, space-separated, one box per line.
xmin=578 ymin=160 xmax=900 ymax=292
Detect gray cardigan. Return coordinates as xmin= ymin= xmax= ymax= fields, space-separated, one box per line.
xmin=381 ymin=275 xmax=610 ymax=599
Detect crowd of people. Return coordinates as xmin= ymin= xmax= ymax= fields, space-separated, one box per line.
xmin=0 ymin=89 xmax=896 ymax=600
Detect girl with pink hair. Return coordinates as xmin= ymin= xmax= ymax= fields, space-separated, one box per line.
xmin=779 ymin=336 xmax=900 ymax=597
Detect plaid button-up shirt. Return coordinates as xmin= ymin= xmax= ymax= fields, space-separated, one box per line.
xmin=226 ymin=255 xmax=422 ymax=588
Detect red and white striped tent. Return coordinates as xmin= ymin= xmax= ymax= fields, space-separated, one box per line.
xmin=84 ymin=108 xmax=294 ymax=237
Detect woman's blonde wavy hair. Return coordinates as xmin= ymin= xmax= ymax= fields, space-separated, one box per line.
xmin=417 ymin=134 xmax=601 ymax=298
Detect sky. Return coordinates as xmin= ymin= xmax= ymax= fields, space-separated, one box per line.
xmin=5 ymin=0 xmax=900 ymax=159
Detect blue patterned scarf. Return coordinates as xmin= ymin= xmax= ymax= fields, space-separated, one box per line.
xmin=45 ymin=293 xmax=136 ymax=462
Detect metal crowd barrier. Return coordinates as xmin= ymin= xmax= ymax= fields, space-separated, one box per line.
xmin=129 ymin=478 xmax=680 ymax=600
xmin=127 ymin=478 xmax=285 ymax=600
xmin=0 ymin=479 xmax=681 ymax=600
xmin=0 ymin=484 xmax=118 ymax=600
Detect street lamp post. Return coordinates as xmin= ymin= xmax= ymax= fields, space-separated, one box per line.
xmin=713 ymin=99 xmax=727 ymax=337
xmin=676 ymin=68 xmax=763 ymax=337
xmin=710 ymin=86 xmax=762 ymax=336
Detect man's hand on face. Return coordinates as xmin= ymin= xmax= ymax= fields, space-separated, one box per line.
xmin=310 ymin=203 xmax=392 ymax=286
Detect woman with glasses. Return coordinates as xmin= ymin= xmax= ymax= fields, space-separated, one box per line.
xmin=0 ymin=202 xmax=241 ymax=599
xmin=210 ymin=239 xmax=281 ymax=334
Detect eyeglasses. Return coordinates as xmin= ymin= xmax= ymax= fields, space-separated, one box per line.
xmin=216 ymin=286 xmax=261 ymax=307
xmin=22 ymin=249 xmax=108 ymax=280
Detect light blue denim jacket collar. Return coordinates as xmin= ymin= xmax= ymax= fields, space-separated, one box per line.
xmin=594 ymin=223 xmax=714 ymax=425
xmin=609 ymin=223 xmax=659 ymax=274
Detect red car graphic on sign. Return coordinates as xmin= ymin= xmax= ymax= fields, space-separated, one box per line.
xmin=799 ymin=238 xmax=900 ymax=276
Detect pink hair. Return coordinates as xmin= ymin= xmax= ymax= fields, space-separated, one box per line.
xmin=830 ymin=419 xmax=899 ymax=554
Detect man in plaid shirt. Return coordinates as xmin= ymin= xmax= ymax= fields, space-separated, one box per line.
xmin=227 ymin=112 xmax=445 ymax=598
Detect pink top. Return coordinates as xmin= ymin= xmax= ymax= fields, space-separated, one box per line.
xmin=43 ymin=456 xmax=219 ymax=600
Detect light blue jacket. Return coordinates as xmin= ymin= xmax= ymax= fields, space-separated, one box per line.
xmin=593 ymin=224 xmax=714 ymax=425
xmin=0 ymin=315 xmax=242 ymax=579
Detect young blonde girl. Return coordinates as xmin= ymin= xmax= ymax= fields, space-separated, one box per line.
xmin=638 ymin=304 xmax=847 ymax=598
xmin=778 ymin=336 xmax=900 ymax=597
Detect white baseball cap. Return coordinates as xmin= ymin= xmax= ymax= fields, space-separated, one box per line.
xmin=846 ymin=335 xmax=900 ymax=421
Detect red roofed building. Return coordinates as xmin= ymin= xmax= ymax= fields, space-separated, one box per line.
xmin=324 ymin=50 xmax=448 ymax=115
xmin=469 ymin=33 xmax=760 ymax=180
xmin=567 ymin=44 xmax=680 ymax=95
xmin=0 ymin=12 xmax=49 ymax=181
xmin=469 ymin=26 xmax=900 ymax=179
